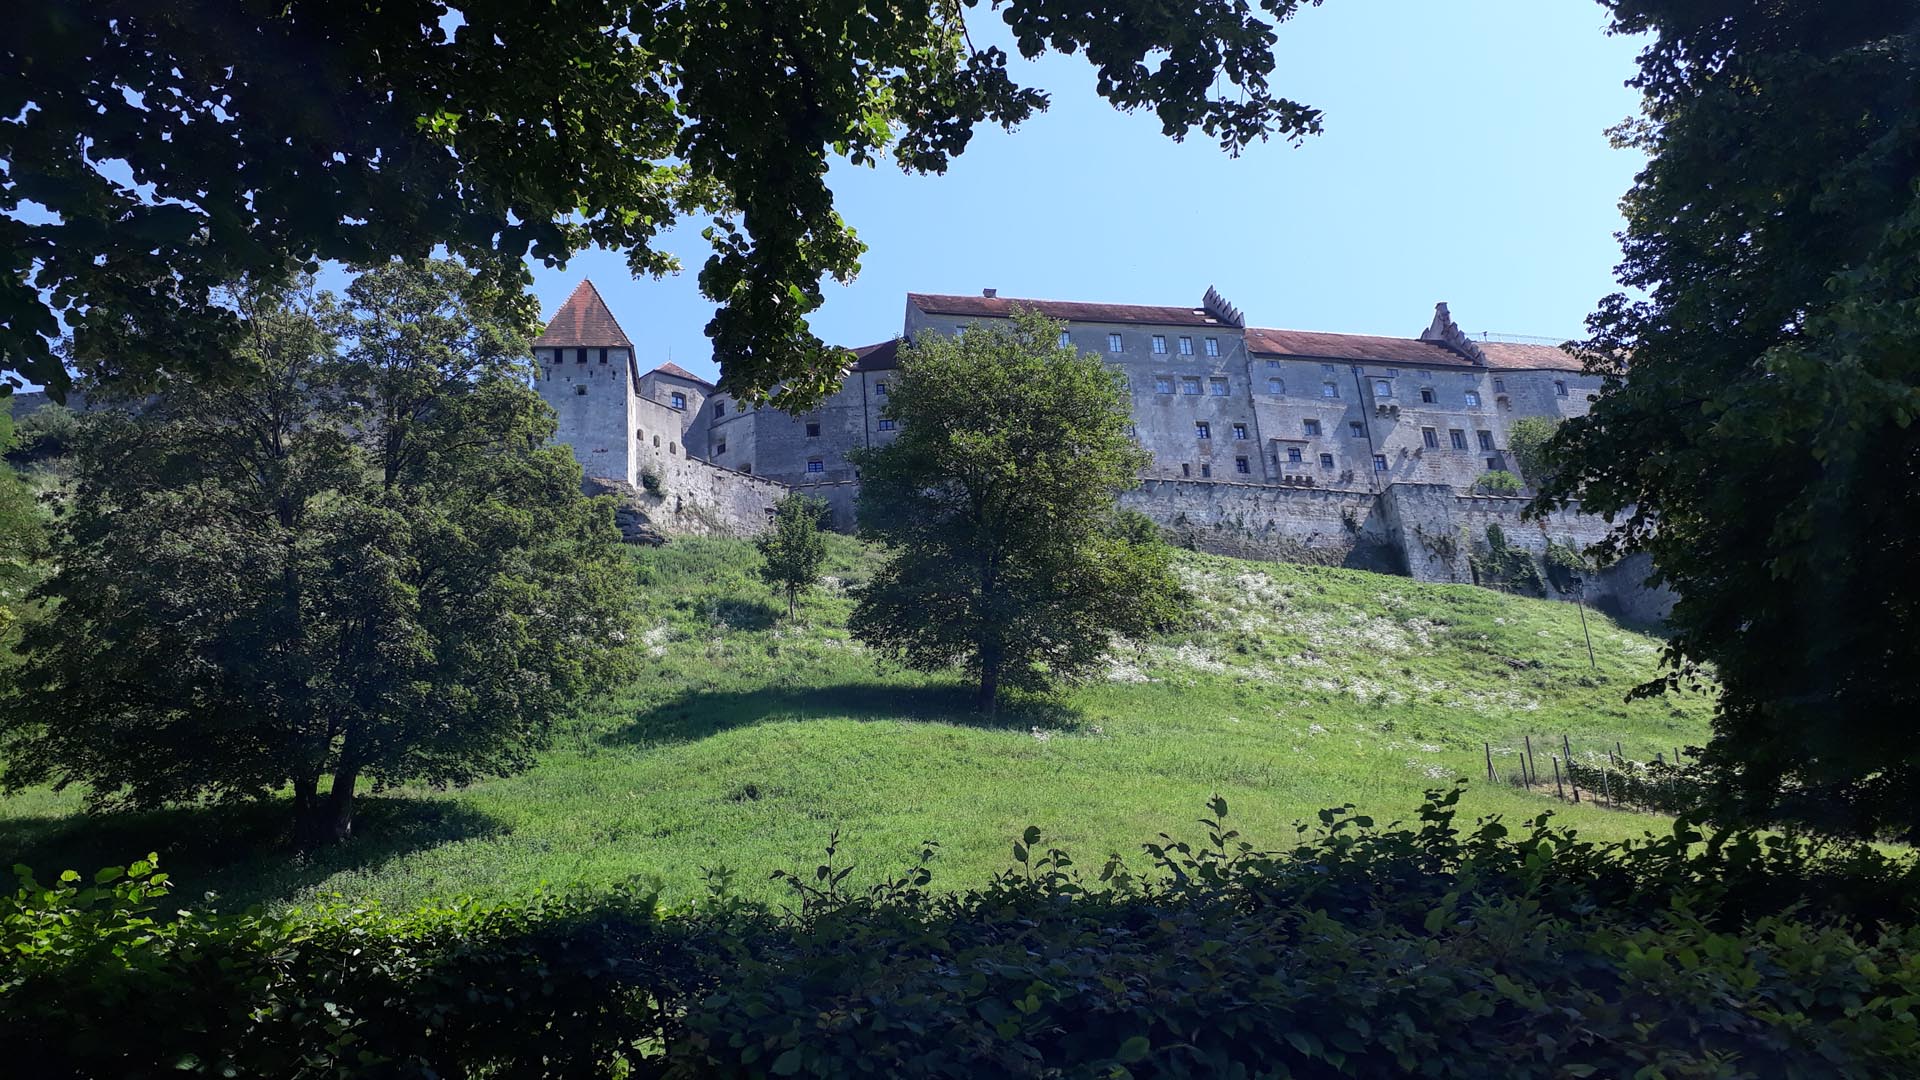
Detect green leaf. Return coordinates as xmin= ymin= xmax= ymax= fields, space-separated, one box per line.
xmin=771 ymin=1048 xmax=805 ymax=1075
xmin=1116 ymin=1036 xmax=1150 ymax=1063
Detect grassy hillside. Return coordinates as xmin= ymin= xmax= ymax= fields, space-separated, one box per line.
xmin=0 ymin=536 xmax=1713 ymax=909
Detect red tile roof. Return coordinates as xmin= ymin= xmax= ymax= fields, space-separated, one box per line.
xmin=1473 ymin=340 xmax=1585 ymax=372
xmin=648 ymin=361 xmax=713 ymax=387
xmin=1246 ymin=327 xmax=1474 ymax=368
xmin=533 ymin=280 xmax=633 ymax=348
xmin=909 ymin=293 xmax=1228 ymax=328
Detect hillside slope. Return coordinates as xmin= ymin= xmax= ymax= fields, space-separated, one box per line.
xmin=1 ymin=537 xmax=1713 ymax=909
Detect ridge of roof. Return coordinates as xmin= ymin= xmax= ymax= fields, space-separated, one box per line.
xmin=908 ymin=292 xmax=1228 ymax=328
xmin=533 ymin=279 xmax=634 ymax=349
xmin=649 ymin=361 xmax=714 ymax=386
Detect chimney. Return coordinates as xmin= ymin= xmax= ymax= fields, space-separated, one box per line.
xmin=982 ymin=288 xmax=997 ymax=298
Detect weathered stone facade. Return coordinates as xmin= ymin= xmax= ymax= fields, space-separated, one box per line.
xmin=531 ymin=280 xmax=1663 ymax=618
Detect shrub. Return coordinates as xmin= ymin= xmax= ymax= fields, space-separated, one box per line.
xmin=1475 ymin=469 xmax=1522 ymax=495
xmin=6 ymin=789 xmax=1918 ymax=1078
xmin=640 ymin=468 xmax=663 ymax=494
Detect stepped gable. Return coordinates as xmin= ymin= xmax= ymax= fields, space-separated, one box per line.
xmin=649 ymin=360 xmax=713 ymax=386
xmin=1473 ymin=340 xmax=1585 ymax=372
xmin=533 ymin=279 xmax=633 ymax=348
xmin=1246 ymin=327 xmax=1472 ymax=368
xmin=909 ymin=292 xmax=1230 ymax=328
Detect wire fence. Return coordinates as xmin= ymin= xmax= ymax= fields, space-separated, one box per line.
xmin=1483 ymin=735 xmax=1706 ymax=815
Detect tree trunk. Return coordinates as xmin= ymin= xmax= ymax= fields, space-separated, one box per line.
xmin=291 ymin=774 xmax=324 ymax=849
xmin=324 ymin=767 xmax=359 ymax=843
xmin=788 ymin=587 xmax=795 ymax=617
xmin=977 ymin=644 xmax=1001 ymax=716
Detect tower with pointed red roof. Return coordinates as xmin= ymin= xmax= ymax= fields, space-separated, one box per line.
xmin=533 ymin=280 xmax=641 ymax=486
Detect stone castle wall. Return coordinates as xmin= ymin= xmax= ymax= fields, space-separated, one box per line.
xmin=626 ymin=391 xmax=787 ymax=537
xmin=1120 ymin=479 xmax=1402 ymax=573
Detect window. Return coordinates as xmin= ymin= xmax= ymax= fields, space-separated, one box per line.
xmin=1321 ymin=382 xmax=1340 ymax=399
xmin=806 ymin=421 xmax=821 ymax=438
xmin=1200 ymin=463 xmax=1212 ymax=478
xmin=1494 ymin=378 xmax=1507 ymax=393
xmin=1151 ymin=334 xmax=1167 ymax=354
xmin=576 ymin=348 xmax=587 ymax=363
xmin=1464 ymin=390 xmax=1482 ymax=407
xmin=1231 ymin=423 xmax=1248 ymax=440
xmin=1477 ymin=430 xmax=1494 ymax=451
xmin=1178 ymin=335 xmax=1194 ymax=355
xmin=714 ymin=400 xmax=725 ymax=417
xmin=1204 ymin=337 xmax=1220 ymax=357
xmin=1236 ymin=456 xmax=1251 ymax=474
xmin=1418 ymin=369 xmax=1432 ymax=379
xmin=875 ymin=381 xmax=889 ymax=396
xmin=1208 ymin=377 xmax=1229 ymax=396
xmin=1058 ymin=330 xmax=1071 ymax=348
xmin=1181 ymin=463 xmax=1191 ymax=477
xmin=1181 ymin=377 xmax=1203 ymax=395
xmin=1349 ymin=421 xmax=1365 ymax=438
xmin=1319 ymin=452 xmax=1335 ymax=468
xmin=1195 ymin=422 xmax=1212 ymax=440
xmin=1108 ymin=333 xmax=1124 ymax=353
xmin=715 ymin=439 xmax=727 ymax=456
xmin=1125 ymin=424 xmax=1138 ymax=438
xmin=878 ymin=418 xmax=896 ymax=431
xmin=1154 ymin=375 xmax=1175 ymax=394
xmin=1286 ymin=446 xmax=1303 ymax=464
xmin=1422 ymin=427 xmax=1439 ymax=449
xmin=670 ymin=391 xmax=686 ymax=410
xmin=1555 ymin=380 xmax=1569 ymax=397
xmin=806 ymin=459 xmax=824 ymax=474
xmin=574 ymin=384 xmax=587 ymax=396
xmin=1372 ymin=378 xmax=1392 ymax=398
xmin=1266 ymin=378 xmax=1284 ymax=394
xmin=598 ymin=348 xmax=609 ymax=364
xmin=1449 ymin=429 xmax=1468 ymax=450
xmin=1385 ymin=368 xmax=1400 ymax=378
xmin=1419 ymin=387 xmax=1436 ymax=404
xmin=1265 ymin=359 xmax=1280 ymax=370
xmin=1373 ymin=454 xmax=1388 ymax=472
xmin=1321 ymin=363 xmax=1336 ymax=375
xmin=1303 ymin=419 xmax=1322 ymax=437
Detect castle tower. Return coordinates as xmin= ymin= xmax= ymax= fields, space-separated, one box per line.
xmin=533 ymin=280 xmax=637 ymax=487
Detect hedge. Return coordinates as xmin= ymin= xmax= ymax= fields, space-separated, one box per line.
xmin=5 ymin=785 xmax=1918 ymax=1078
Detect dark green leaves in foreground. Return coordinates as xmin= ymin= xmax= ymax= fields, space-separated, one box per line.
xmin=1537 ymin=4 xmax=1920 ymax=840
xmin=3 ymin=1 xmax=1324 ymax=406
xmin=5 ymin=788 xmax=1918 ymax=1077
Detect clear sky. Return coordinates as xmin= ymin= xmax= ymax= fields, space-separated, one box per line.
xmin=540 ymin=0 xmax=1650 ymax=384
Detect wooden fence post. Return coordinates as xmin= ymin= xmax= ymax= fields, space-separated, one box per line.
xmin=1551 ymin=756 xmax=1565 ymax=800
xmin=1485 ymin=742 xmax=1494 ymax=784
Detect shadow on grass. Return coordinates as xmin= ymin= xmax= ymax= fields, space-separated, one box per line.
xmin=606 ymin=681 xmax=1085 ymax=748
xmin=0 ymin=795 xmax=507 ymax=911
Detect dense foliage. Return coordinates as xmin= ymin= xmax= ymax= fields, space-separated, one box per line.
xmin=850 ymin=312 xmax=1188 ymax=711
xmin=5 ymin=787 xmax=1917 ymax=1078
xmin=1535 ymin=3 xmax=1920 ymax=839
xmin=3 ymin=0 xmax=1325 ymax=405
xmin=756 ymin=494 xmax=830 ymax=617
xmin=0 ymin=263 xmax=636 ymax=845
xmin=1504 ymin=416 xmax=1560 ymax=491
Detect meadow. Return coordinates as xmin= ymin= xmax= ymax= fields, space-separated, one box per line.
xmin=0 ymin=536 xmax=1714 ymax=910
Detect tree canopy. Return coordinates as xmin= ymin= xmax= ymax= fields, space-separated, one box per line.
xmin=1536 ymin=2 xmax=1920 ymax=839
xmin=4 ymin=0 xmax=1325 ymax=407
xmin=757 ymin=493 xmax=829 ymax=618
xmin=0 ymin=262 xmax=636 ymax=845
xmin=849 ymin=311 xmax=1187 ymax=712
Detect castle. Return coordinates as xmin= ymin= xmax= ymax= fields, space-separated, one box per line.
xmin=532 ymin=281 xmax=1668 ymax=620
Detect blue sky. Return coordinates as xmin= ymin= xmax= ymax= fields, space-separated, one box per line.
xmin=538 ymin=0 xmax=1649 ymax=384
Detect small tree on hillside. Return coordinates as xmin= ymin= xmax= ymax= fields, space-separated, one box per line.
xmin=757 ymin=493 xmax=828 ymax=617
xmin=848 ymin=312 xmax=1188 ymax=713
xmin=1506 ymin=416 xmax=1562 ymax=491
xmin=0 ymin=264 xmax=636 ymax=847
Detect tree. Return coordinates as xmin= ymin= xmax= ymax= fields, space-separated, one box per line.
xmin=1475 ymin=470 xmax=1522 ymax=496
xmin=1504 ymin=416 xmax=1561 ymax=491
xmin=1535 ymin=3 xmax=1920 ymax=839
xmin=0 ymin=264 xmax=636 ymax=846
xmin=4 ymin=1 xmax=1326 ymax=407
xmin=848 ymin=312 xmax=1187 ymax=713
xmin=0 ymin=404 xmax=47 ymax=643
xmin=757 ymin=494 xmax=829 ymax=617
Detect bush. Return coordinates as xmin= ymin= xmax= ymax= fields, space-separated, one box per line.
xmin=6 ymin=788 xmax=1919 ymax=1078
xmin=640 ymin=468 xmax=662 ymax=494
xmin=1475 ymin=469 xmax=1522 ymax=495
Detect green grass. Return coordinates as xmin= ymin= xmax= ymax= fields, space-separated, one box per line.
xmin=0 ymin=536 xmax=1714 ymax=910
